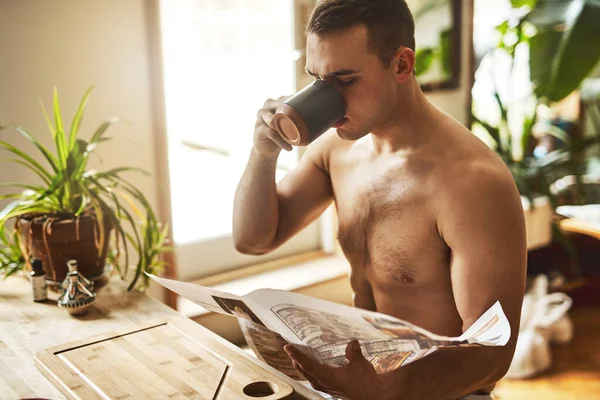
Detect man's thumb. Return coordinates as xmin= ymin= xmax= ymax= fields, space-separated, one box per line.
xmin=345 ymin=340 xmax=363 ymax=361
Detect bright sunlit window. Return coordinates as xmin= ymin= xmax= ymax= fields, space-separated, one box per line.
xmin=161 ymin=0 xmax=300 ymax=243
xmin=159 ymin=0 xmax=324 ymax=280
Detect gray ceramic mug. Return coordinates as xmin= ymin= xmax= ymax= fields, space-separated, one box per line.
xmin=272 ymin=80 xmax=345 ymax=146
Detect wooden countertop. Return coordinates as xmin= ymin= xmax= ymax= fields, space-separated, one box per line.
xmin=559 ymin=217 xmax=600 ymax=240
xmin=0 ymin=274 xmax=322 ymax=400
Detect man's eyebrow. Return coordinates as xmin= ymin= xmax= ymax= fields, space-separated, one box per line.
xmin=305 ymin=68 xmax=361 ymax=78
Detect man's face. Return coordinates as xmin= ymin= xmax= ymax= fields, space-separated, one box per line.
xmin=306 ymin=25 xmax=400 ymax=141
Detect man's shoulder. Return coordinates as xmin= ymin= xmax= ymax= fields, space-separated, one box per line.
xmin=440 ymin=151 xmax=514 ymax=192
xmin=433 ymin=153 xmax=521 ymax=221
xmin=304 ymin=129 xmax=353 ymax=173
xmin=427 ymin=118 xmax=518 ymax=204
xmin=434 ymin=118 xmax=512 ymax=187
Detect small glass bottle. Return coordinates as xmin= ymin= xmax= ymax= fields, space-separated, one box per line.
xmin=30 ymin=259 xmax=47 ymax=303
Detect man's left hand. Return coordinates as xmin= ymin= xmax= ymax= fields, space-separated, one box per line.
xmin=284 ymin=340 xmax=381 ymax=400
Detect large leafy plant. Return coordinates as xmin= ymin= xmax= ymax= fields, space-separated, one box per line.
xmin=471 ymin=0 xmax=600 ymax=276
xmin=472 ymin=0 xmax=600 ymax=204
xmin=0 ymin=87 xmax=169 ymax=290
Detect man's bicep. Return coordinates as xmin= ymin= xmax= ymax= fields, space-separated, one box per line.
xmin=440 ymin=172 xmax=527 ymax=332
xmin=272 ymin=133 xmax=336 ymax=247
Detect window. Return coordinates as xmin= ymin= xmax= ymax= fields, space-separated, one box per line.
xmin=159 ymin=0 xmax=330 ymax=281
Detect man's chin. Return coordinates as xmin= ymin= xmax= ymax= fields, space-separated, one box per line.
xmin=335 ymin=128 xmax=351 ymax=140
xmin=335 ymin=126 xmax=364 ymax=141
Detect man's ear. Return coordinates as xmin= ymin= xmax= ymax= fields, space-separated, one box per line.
xmin=394 ymin=47 xmax=415 ymax=83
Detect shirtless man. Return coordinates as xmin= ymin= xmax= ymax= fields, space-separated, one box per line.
xmin=232 ymin=1 xmax=527 ymax=399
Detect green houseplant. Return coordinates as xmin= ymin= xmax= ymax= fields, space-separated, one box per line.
xmin=472 ymin=0 xmax=600 ymax=205
xmin=0 ymin=87 xmax=169 ymax=291
xmin=471 ymin=0 xmax=600 ymax=277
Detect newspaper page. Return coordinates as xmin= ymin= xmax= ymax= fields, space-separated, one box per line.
xmin=147 ymin=274 xmax=511 ymax=375
xmin=238 ymin=318 xmax=306 ymax=380
xmin=147 ymin=274 xmax=273 ymax=329
xmin=245 ymin=288 xmax=510 ymax=373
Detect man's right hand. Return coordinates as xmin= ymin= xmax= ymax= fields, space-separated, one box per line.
xmin=254 ymin=96 xmax=293 ymax=156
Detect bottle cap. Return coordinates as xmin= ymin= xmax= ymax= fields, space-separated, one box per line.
xmin=31 ymin=259 xmax=44 ymax=272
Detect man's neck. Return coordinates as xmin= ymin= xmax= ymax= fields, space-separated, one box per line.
xmin=369 ymin=78 xmax=447 ymax=155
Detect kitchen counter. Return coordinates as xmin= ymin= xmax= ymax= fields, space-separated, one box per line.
xmin=0 ymin=274 xmax=321 ymax=399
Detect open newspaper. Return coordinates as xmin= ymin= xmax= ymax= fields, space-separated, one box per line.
xmin=147 ymin=274 xmax=510 ymax=380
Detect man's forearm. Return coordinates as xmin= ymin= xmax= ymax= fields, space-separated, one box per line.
xmin=378 ymin=346 xmax=512 ymax=400
xmin=232 ymin=147 xmax=280 ymax=253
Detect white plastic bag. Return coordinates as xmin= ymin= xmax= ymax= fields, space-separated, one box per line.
xmin=505 ymin=275 xmax=573 ymax=379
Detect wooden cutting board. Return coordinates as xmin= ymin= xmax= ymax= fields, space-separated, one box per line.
xmin=35 ymin=317 xmax=305 ymax=400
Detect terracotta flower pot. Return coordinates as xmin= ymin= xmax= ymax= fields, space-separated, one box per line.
xmin=17 ymin=213 xmax=113 ymax=291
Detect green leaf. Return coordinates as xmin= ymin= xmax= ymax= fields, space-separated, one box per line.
xmin=530 ymin=0 xmax=600 ymax=102
xmin=472 ymin=115 xmax=502 ymax=148
xmin=0 ymin=182 xmax=43 ymax=191
xmin=13 ymin=125 xmax=58 ymax=172
xmin=493 ymin=90 xmax=508 ymax=125
xmin=91 ymin=167 xmax=149 ymax=181
xmin=415 ymin=48 xmax=436 ymax=77
xmin=530 ymin=30 xmax=562 ymax=101
xmin=74 ymin=191 xmax=88 ymax=216
xmin=1 ymin=262 xmax=24 ymax=278
xmin=520 ymin=112 xmax=537 ymax=157
xmin=66 ymin=139 xmax=89 ymax=179
xmin=0 ymin=141 xmax=53 ymax=182
xmin=439 ymin=28 xmax=453 ymax=77
xmin=120 ymin=206 xmax=143 ymax=279
xmin=54 ymin=130 xmax=69 ymax=170
xmin=69 ymin=86 xmax=94 ymax=151
xmin=496 ymin=20 xmax=510 ymax=37
xmin=84 ymin=179 xmax=132 ymax=279
xmin=0 ymin=199 xmax=28 ymax=224
xmin=0 ymin=193 xmax=23 ymax=201
xmin=528 ymin=0 xmax=575 ymax=28
xmin=511 ymin=0 xmax=537 ymax=8
xmin=106 ymin=191 xmax=130 ymax=276
xmin=118 ymin=179 xmax=157 ymax=222
xmin=53 ymin=87 xmax=64 ymax=135
xmin=90 ymin=118 xmax=120 ymax=145
xmin=0 ymin=158 xmax=49 ymax=185
xmin=39 ymin=98 xmax=56 ymax=137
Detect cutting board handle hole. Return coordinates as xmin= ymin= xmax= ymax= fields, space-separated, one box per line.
xmin=243 ymin=381 xmax=279 ymax=397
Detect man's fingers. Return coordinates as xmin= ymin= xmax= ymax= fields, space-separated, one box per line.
xmin=284 ymin=345 xmax=316 ymax=368
xmin=262 ymin=128 xmax=293 ymax=151
xmin=262 ymin=98 xmax=282 ymax=112
xmin=293 ymin=361 xmax=328 ymax=392
xmin=284 ymin=345 xmax=326 ymax=375
xmin=256 ymin=110 xmax=292 ymax=151
xmin=258 ymin=109 xmax=275 ymax=128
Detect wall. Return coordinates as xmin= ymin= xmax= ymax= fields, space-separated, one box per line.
xmin=0 ymin=0 xmax=166 ymax=300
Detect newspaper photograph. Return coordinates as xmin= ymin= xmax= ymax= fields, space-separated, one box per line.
xmin=147 ymin=274 xmax=511 ymax=374
xmin=238 ymin=318 xmax=306 ymax=380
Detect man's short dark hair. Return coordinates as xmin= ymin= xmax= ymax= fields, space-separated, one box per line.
xmin=306 ymin=0 xmax=416 ymax=66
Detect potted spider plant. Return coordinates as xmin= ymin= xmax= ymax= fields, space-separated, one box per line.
xmin=0 ymin=86 xmax=169 ymax=291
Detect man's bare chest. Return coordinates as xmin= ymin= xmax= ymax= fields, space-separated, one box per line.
xmin=330 ymin=163 xmax=448 ymax=286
